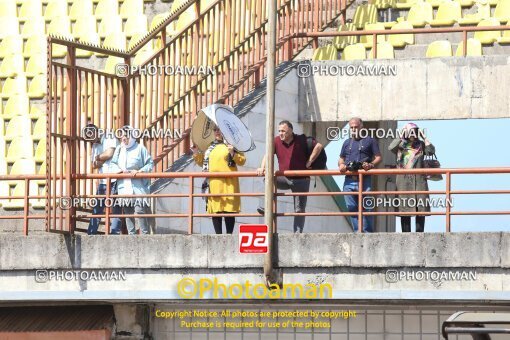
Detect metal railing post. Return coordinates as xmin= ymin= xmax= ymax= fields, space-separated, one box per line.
xmin=446 ymin=172 xmax=451 ymax=232
xmin=105 ymin=179 xmax=111 ymax=235
xmin=188 ymin=175 xmax=194 ymax=234
xmin=23 ymin=178 xmax=30 ymax=236
xmin=358 ymin=172 xmax=364 ymax=233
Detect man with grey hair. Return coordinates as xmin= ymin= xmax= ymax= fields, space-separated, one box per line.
xmin=257 ymin=120 xmax=323 ymax=233
xmin=338 ymin=117 xmax=382 ymax=232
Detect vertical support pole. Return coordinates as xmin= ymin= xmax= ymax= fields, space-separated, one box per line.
xmin=23 ymin=178 xmax=30 ymax=236
xmin=446 ymin=172 xmax=451 ymax=232
xmin=373 ymin=34 xmax=377 ymax=59
xmin=66 ymin=46 xmax=77 ymax=234
xmin=358 ymin=172 xmax=364 ymax=233
xmin=188 ymin=175 xmax=194 ymax=234
xmin=462 ymin=30 xmax=468 ymax=57
xmin=264 ymin=0 xmax=278 ymax=285
xmin=105 ymin=179 xmax=111 ymax=235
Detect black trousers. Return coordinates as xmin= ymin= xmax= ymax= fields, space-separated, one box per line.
xmin=401 ymin=216 xmax=425 ymax=232
xmin=212 ymin=212 xmax=235 ymax=234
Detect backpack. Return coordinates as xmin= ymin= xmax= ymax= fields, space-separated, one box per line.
xmin=304 ymin=136 xmax=327 ymax=170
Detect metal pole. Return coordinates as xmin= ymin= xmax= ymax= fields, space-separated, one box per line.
xmin=264 ymin=0 xmax=278 ymax=286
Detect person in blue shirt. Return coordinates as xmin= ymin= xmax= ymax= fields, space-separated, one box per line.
xmin=86 ymin=124 xmax=122 ymax=235
xmin=338 ymin=117 xmax=382 ymax=232
xmin=110 ymin=125 xmax=154 ymax=235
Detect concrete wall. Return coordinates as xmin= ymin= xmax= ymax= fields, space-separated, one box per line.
xmin=299 ymin=56 xmax=510 ymax=123
xmin=1 ymin=233 xmax=509 ymax=302
xmin=154 ymin=69 xmax=352 ymax=234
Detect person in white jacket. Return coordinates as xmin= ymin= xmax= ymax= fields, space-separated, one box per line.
xmin=110 ymin=125 xmax=154 ymax=235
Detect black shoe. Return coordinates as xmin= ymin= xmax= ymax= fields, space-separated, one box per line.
xmin=257 ymin=207 xmax=265 ymax=215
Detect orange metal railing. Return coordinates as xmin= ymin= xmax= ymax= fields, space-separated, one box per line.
xmin=46 ymin=0 xmax=349 ymax=233
xmin=291 ymin=25 xmax=510 ymax=58
xmin=4 ymin=167 xmax=507 ymax=235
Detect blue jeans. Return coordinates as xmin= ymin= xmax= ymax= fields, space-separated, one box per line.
xmin=343 ymin=176 xmax=374 ymax=232
xmin=87 ymin=182 xmax=122 ymax=235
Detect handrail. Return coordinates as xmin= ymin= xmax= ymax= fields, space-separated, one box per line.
xmin=5 ymin=167 xmax=509 ymax=235
xmin=292 ymin=25 xmax=510 ymax=57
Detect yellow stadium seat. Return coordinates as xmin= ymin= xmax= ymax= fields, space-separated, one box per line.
xmin=395 ymin=0 xmax=420 ymax=9
xmin=333 ymin=23 xmax=358 ymax=50
xmin=69 ymin=0 xmax=93 ymax=20
xmin=0 ymin=54 xmax=24 ymax=78
xmin=25 ymin=54 xmax=47 ymax=78
xmin=402 ymin=2 xmax=433 ymax=27
xmin=0 ymin=35 xmax=23 ymax=58
xmin=29 ymin=105 xmax=45 ymax=119
xmin=360 ymin=23 xmax=386 ymax=48
xmin=120 ymin=0 xmax=143 ymax=19
xmin=312 ymin=45 xmax=337 ymax=60
xmin=455 ymin=38 xmax=483 ymax=55
xmin=150 ymin=12 xmax=171 ymax=31
xmin=124 ymin=15 xmax=148 ymax=38
xmin=9 ymin=159 xmax=36 ymax=176
xmin=6 ymin=137 xmax=34 ymax=162
xmin=103 ymin=56 xmax=124 ymax=74
xmin=4 ymin=116 xmax=31 ymax=139
xmin=96 ymin=32 xmax=126 ymax=57
xmin=133 ymin=49 xmax=153 ymax=66
xmin=455 ymin=0 xmax=475 ymax=7
xmin=18 ymin=0 xmax=43 ymax=22
xmin=128 ymin=32 xmax=152 ymax=50
xmin=44 ymin=0 xmax=68 ymax=22
xmin=34 ymin=138 xmax=46 ymax=161
xmin=474 ymin=18 xmax=501 ymax=44
xmin=0 ymin=0 xmax=17 ymax=17
xmin=0 ymin=17 xmax=20 ymax=38
xmin=21 ymin=16 xmax=46 ymax=39
xmin=23 ymin=34 xmax=46 ymax=57
xmin=77 ymin=32 xmax=100 ymax=57
xmin=1 ymin=76 xmax=27 ymax=98
xmin=494 ymin=0 xmax=510 ymax=23
xmin=389 ymin=21 xmax=415 ymax=47
xmin=369 ymin=42 xmax=395 ymax=59
xmin=33 ymin=117 xmax=46 ymax=140
xmin=430 ymin=1 xmax=461 ymax=26
xmin=98 ymin=15 xmax=122 ymax=39
xmin=353 ymin=4 xmax=378 ymax=29
xmin=95 ymin=0 xmax=118 ymax=19
xmin=73 ymin=15 xmax=97 ymax=39
xmin=48 ymin=16 xmax=72 ymax=38
xmin=498 ymin=29 xmax=510 ymax=43
xmin=3 ymin=94 xmax=30 ymax=119
xmin=426 ymin=0 xmax=443 ymax=7
xmin=28 ymin=74 xmax=46 ymax=98
xmin=370 ymin=0 xmax=393 ymax=9
xmin=426 ymin=40 xmax=453 ymax=57
xmin=458 ymin=1 xmax=491 ymax=25
xmin=2 ymin=182 xmax=29 ymax=209
xmin=341 ymin=43 xmax=366 ymax=60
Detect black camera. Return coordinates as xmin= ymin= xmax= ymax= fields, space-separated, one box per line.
xmin=346 ymin=161 xmax=363 ymax=171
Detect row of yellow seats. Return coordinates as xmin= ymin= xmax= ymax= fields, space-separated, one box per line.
xmin=0 ymin=0 xmax=147 ymax=21
xmin=0 ymin=14 xmax=149 ymax=41
xmin=0 ymin=137 xmax=46 ymax=164
xmin=0 ymin=54 xmax=45 ymax=79
xmin=391 ymin=0 xmax=510 ymax=27
xmin=0 ymin=96 xmax=44 ymax=119
xmin=313 ymin=42 xmax=396 ymax=60
xmin=0 ymin=159 xmax=45 ymax=209
xmin=391 ymin=0 xmax=504 ymax=9
xmin=0 ymin=75 xmax=45 ymax=99
xmin=0 ymin=115 xmax=45 ymax=139
xmin=333 ymin=22 xmax=415 ymax=50
xmin=313 ymin=37 xmax=487 ymax=61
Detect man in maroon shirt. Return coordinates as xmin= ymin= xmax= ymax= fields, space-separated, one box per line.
xmin=256 ymin=120 xmax=324 ymax=233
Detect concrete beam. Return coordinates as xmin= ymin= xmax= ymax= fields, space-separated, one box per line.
xmin=0 ymin=233 xmax=507 ymax=270
xmin=298 ymin=56 xmax=510 ymax=122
